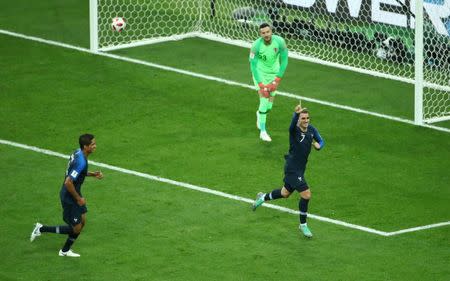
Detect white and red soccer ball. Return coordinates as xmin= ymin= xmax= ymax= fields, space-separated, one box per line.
xmin=112 ymin=17 xmax=126 ymax=32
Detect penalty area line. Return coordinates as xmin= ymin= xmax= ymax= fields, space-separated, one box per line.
xmin=0 ymin=138 xmax=386 ymax=236
xmin=2 ymin=138 xmax=449 ymax=237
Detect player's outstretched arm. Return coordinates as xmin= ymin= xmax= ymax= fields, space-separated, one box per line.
xmin=88 ymin=171 xmax=104 ymax=179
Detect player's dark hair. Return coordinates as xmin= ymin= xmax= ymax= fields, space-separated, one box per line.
xmin=79 ymin=134 xmax=94 ymax=149
xmin=259 ymin=23 xmax=271 ymax=30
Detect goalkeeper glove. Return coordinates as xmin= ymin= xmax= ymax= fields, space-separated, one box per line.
xmin=268 ymin=77 xmax=282 ymax=92
xmin=258 ymin=82 xmax=270 ymax=98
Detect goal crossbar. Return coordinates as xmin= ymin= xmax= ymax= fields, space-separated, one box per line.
xmin=90 ymin=0 xmax=450 ymax=125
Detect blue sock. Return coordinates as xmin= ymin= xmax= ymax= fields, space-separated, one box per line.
xmin=62 ymin=232 xmax=79 ymax=252
xmin=299 ymin=198 xmax=309 ymax=224
xmin=40 ymin=225 xmax=72 ymax=234
xmin=264 ymin=189 xmax=282 ymax=201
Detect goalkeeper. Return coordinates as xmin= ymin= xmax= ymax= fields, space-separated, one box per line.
xmin=249 ymin=23 xmax=288 ymax=142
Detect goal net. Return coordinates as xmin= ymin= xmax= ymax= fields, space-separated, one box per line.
xmin=90 ymin=0 xmax=450 ymax=124
xmin=423 ymin=14 xmax=450 ymax=123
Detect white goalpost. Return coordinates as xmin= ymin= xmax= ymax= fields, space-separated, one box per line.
xmin=89 ymin=0 xmax=450 ymax=125
xmin=414 ymin=0 xmax=424 ymax=124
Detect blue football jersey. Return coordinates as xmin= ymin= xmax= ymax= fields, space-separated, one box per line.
xmin=285 ymin=113 xmax=324 ymax=173
xmin=60 ymin=149 xmax=88 ymax=204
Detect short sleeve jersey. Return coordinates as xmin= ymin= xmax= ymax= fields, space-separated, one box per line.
xmin=60 ymin=149 xmax=88 ymax=204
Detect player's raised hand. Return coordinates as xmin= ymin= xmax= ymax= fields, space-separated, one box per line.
xmin=268 ymin=77 xmax=282 ymax=92
xmin=295 ymin=100 xmax=302 ymax=113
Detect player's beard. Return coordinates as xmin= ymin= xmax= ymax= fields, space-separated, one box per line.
xmin=264 ymin=35 xmax=272 ymax=44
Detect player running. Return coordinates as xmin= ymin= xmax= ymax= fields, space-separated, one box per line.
xmin=30 ymin=134 xmax=103 ymax=257
xmin=252 ymin=105 xmax=324 ymax=238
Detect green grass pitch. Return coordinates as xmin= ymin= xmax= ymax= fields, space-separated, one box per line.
xmin=0 ymin=1 xmax=449 ymax=280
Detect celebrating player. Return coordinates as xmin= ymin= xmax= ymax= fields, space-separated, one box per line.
xmin=249 ymin=23 xmax=289 ymax=142
xmin=252 ymin=105 xmax=324 ymax=238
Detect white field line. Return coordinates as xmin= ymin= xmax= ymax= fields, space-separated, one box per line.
xmin=1 ymin=29 xmax=449 ymax=134
xmin=385 ymin=221 xmax=450 ymax=236
xmin=2 ymin=139 xmax=449 ymax=237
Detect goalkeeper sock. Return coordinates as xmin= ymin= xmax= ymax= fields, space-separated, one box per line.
xmin=258 ymin=112 xmax=267 ymax=131
xmin=40 ymin=225 xmax=72 ymax=234
xmin=264 ymin=189 xmax=282 ymax=201
xmin=258 ymin=98 xmax=269 ymax=131
xmin=267 ymin=101 xmax=273 ymax=111
xmin=299 ymin=198 xmax=310 ymax=224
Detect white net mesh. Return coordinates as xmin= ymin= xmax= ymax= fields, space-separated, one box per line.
xmin=422 ymin=3 xmax=450 ymax=122
xmin=95 ymin=0 xmax=450 ymax=123
xmin=97 ymin=0 xmax=201 ymax=49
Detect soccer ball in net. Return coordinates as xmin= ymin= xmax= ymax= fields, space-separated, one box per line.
xmin=111 ymin=17 xmax=126 ymax=32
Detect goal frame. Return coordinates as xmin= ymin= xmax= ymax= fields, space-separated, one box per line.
xmin=89 ymin=0 xmax=449 ymax=125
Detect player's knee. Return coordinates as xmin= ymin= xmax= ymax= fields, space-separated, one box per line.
xmin=301 ymin=190 xmax=311 ymax=200
xmin=72 ymin=224 xmax=83 ymax=235
xmin=81 ymin=214 xmax=86 ymax=227
xmin=258 ymin=106 xmax=268 ymax=114
xmin=281 ymin=188 xmax=291 ymax=198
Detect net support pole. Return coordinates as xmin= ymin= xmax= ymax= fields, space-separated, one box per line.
xmin=414 ymin=0 xmax=424 ymax=125
xmin=90 ymin=0 xmax=99 ymax=52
